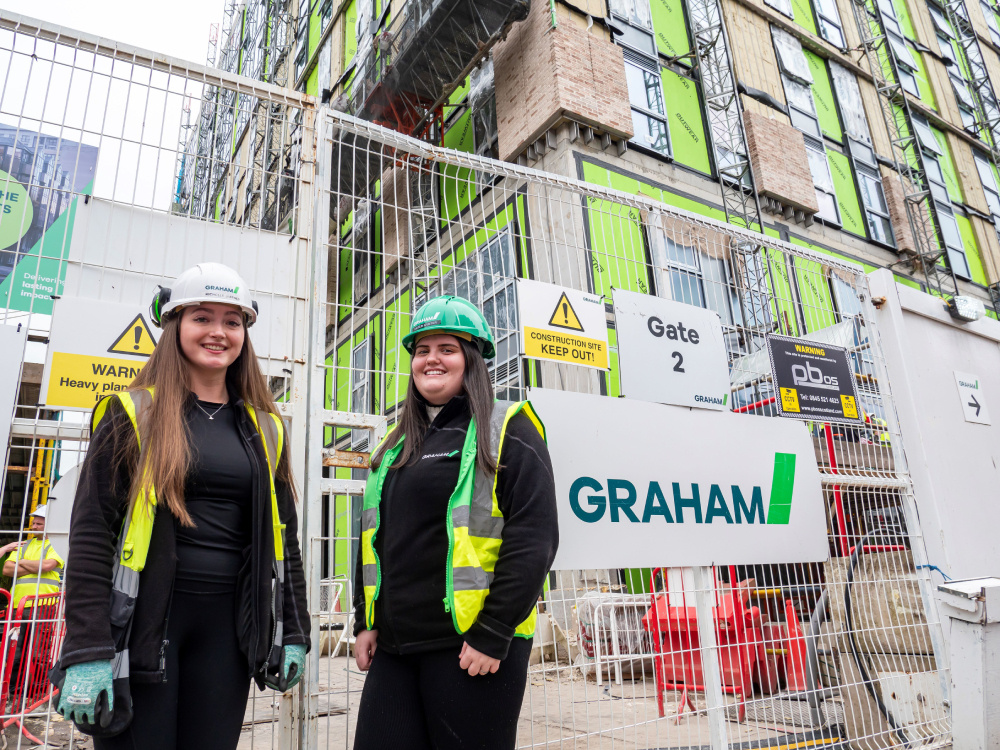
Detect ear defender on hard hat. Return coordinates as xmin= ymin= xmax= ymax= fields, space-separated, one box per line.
xmin=149 ymin=286 xmax=172 ymax=328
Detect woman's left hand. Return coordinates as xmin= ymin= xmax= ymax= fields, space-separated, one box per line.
xmin=459 ymin=642 xmax=500 ymax=677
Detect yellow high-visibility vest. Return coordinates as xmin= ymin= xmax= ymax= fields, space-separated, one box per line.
xmin=361 ymin=400 xmax=546 ymax=637
xmin=10 ymin=538 xmax=63 ymax=609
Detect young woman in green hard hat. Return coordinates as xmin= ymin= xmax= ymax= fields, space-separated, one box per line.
xmin=352 ymin=295 xmax=559 ymax=750
xmin=52 ymin=263 xmax=310 ymax=750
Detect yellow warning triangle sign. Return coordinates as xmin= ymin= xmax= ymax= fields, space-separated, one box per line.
xmin=548 ymin=292 xmax=585 ymax=332
xmin=108 ymin=314 xmax=157 ymax=357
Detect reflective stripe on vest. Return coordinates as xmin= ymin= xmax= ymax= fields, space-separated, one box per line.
xmin=361 ymin=400 xmax=546 ymax=638
xmin=11 ymin=540 xmax=61 ymax=607
xmin=92 ymin=389 xmax=286 ymax=572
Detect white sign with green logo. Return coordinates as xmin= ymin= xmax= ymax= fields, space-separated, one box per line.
xmin=529 ymin=387 xmax=827 ymax=569
xmin=613 ymin=288 xmax=730 ymax=410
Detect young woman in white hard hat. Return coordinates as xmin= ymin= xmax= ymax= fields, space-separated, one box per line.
xmin=351 ymin=295 xmax=559 ymax=750
xmin=52 ymin=263 xmax=310 ymax=750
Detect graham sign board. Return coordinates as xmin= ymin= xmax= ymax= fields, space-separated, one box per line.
xmin=612 ymin=289 xmax=730 ymax=410
xmin=766 ymin=334 xmax=862 ymax=423
xmin=516 ymin=279 xmax=608 ymax=369
xmin=529 ymin=387 xmax=827 ymax=569
xmin=41 ymin=297 xmax=159 ymax=410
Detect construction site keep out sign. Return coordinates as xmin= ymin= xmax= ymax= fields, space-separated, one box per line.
xmin=41 ymin=297 xmax=160 ymax=410
xmin=516 ymin=279 xmax=609 ymax=369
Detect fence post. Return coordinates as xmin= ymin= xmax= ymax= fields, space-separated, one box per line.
xmin=293 ymin=104 xmax=330 ymax=750
xmin=692 ymin=565 xmax=729 ymax=750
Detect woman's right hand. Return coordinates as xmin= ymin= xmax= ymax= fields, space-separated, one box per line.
xmin=355 ymin=629 xmax=378 ymax=671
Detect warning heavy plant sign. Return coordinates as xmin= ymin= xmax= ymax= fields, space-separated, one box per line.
xmin=517 ymin=279 xmax=609 ymax=370
xmin=41 ymin=298 xmax=160 ymax=410
xmin=108 ymin=314 xmax=157 ymax=356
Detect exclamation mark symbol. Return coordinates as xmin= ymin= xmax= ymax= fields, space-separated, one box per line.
xmin=133 ymin=325 xmax=142 ymax=350
xmin=562 ymin=302 xmax=569 ymax=325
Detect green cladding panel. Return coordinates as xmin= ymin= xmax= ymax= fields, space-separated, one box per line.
xmin=894 ymin=0 xmax=917 ymax=39
xmin=791 ymin=0 xmax=819 ymax=36
xmin=344 ymin=0 xmax=358 ymax=68
xmin=793 ymin=257 xmax=837 ymax=332
xmin=650 ymin=0 xmax=692 ymax=57
xmin=441 ymin=110 xmax=476 ymax=225
xmin=911 ymin=49 xmax=937 ymax=111
xmin=661 ymin=69 xmax=712 ymax=175
xmin=805 ymin=51 xmax=842 ymax=142
xmin=384 ymin=291 xmax=412 ymax=411
xmin=827 ymin=150 xmax=865 ymax=237
xmin=765 ymin=248 xmax=801 ymax=336
xmin=956 ymin=213 xmax=988 ymax=285
xmin=933 ymin=128 xmax=963 ymax=203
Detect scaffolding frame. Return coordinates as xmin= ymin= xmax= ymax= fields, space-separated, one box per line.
xmin=933 ymin=0 xmax=1000 ymax=312
xmin=849 ymin=0 xmax=960 ymax=302
xmin=683 ymin=0 xmax=773 ymax=343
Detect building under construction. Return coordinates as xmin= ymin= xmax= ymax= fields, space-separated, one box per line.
xmin=3 ymin=0 xmax=997 ymax=746
xmin=184 ymin=0 xmax=1000 ymax=309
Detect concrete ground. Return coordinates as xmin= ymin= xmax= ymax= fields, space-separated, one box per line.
xmin=1 ymin=655 xmax=840 ymax=749
xmin=236 ymin=654 xmax=826 ymax=750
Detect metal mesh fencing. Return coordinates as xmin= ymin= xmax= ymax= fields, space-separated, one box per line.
xmin=0 ymin=11 xmax=314 ymax=749
xmin=313 ymin=109 xmax=951 ymax=750
xmin=0 ymin=9 xmax=953 ymax=750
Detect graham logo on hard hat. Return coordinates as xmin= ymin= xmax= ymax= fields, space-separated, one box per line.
xmin=402 ymin=296 xmax=496 ymax=359
xmin=149 ymin=263 xmax=258 ymax=328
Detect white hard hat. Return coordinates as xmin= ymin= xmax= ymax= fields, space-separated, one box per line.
xmin=150 ymin=263 xmax=258 ymax=328
xmin=29 ymin=505 xmax=47 ymax=519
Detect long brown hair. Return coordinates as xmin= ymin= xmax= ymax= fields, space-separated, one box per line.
xmin=373 ymin=337 xmax=498 ymax=475
xmin=103 ymin=310 xmax=292 ymax=526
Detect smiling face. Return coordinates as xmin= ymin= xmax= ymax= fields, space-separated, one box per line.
xmin=411 ymin=334 xmax=466 ymax=406
xmin=178 ymin=303 xmax=246 ymax=378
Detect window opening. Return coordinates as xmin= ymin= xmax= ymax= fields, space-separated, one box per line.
xmin=351 ymin=339 xmax=371 ymax=448
xmin=830 ymin=62 xmax=895 ymax=245
xmin=773 ymin=28 xmax=840 ymax=224
xmin=912 ymin=114 xmax=971 ymax=278
xmin=420 ymin=229 xmax=522 ymax=398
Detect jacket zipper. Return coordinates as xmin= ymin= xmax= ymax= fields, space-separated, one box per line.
xmin=158 ymin=571 xmax=176 ymax=680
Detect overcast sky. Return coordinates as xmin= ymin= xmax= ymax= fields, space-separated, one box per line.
xmin=3 ymin=0 xmax=226 ymax=64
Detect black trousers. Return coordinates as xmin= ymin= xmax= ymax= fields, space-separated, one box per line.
xmin=94 ymin=588 xmax=250 ymax=750
xmin=353 ymin=637 xmax=532 ymax=750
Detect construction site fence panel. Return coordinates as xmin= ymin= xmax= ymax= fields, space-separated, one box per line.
xmin=0 ymin=11 xmax=952 ymax=750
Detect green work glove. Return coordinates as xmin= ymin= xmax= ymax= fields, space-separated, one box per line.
xmin=279 ymin=644 xmax=307 ymax=691
xmin=57 ymin=660 xmax=114 ymax=726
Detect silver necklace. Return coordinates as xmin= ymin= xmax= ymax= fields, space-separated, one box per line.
xmin=195 ymin=400 xmax=227 ymax=420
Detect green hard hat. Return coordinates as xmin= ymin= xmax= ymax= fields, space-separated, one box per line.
xmin=403 ymin=295 xmax=496 ymax=359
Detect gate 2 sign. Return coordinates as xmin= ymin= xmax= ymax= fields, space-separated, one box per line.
xmin=529 ymin=387 xmax=827 ymax=569
xmin=613 ymin=289 xmax=730 ymax=410
xmin=766 ymin=334 xmax=863 ymax=424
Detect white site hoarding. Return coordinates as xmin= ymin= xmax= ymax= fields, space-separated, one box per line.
xmin=516 ymin=278 xmax=609 ymax=369
xmin=529 ymin=387 xmax=828 ymax=569
xmin=59 ymin=198 xmax=309 ymax=369
xmin=40 ymin=297 xmax=161 ymax=410
xmin=612 ymin=288 xmax=730 ymax=410
xmin=0 ymin=323 xmax=27 ymax=456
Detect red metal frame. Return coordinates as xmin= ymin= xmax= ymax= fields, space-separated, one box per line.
xmin=642 ymin=567 xmax=765 ymax=723
xmin=1 ymin=592 xmax=65 ymax=744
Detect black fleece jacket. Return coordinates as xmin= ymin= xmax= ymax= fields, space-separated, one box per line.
xmin=353 ymin=395 xmax=558 ymax=660
xmin=60 ymin=394 xmax=310 ymax=683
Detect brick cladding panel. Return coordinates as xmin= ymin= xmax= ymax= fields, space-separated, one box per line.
xmin=878 ymin=163 xmax=917 ymax=256
xmin=494 ymin=2 xmax=632 ymax=161
xmin=743 ymin=111 xmax=819 ymax=214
